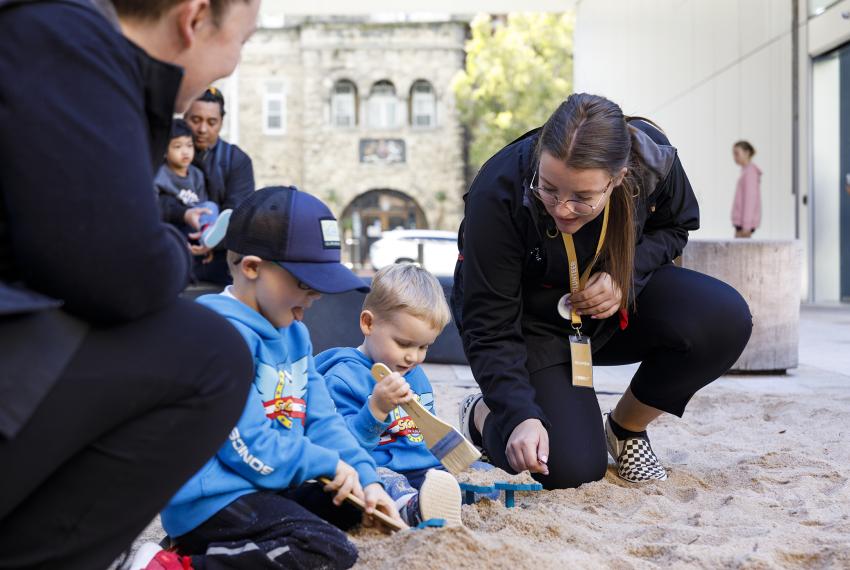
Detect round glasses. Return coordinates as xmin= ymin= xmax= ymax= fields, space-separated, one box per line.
xmin=529 ymin=169 xmax=612 ymax=216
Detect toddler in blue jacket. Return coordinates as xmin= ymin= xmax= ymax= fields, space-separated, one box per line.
xmin=134 ymin=187 xmax=403 ymax=570
xmin=316 ymin=263 xmax=473 ymax=527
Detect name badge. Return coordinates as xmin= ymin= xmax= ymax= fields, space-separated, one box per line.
xmin=569 ymin=335 xmax=593 ymax=388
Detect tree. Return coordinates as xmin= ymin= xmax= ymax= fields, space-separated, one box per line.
xmin=453 ymin=13 xmax=574 ymax=177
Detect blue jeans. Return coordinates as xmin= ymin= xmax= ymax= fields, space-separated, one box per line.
xmin=378 ymin=461 xmax=496 ymax=505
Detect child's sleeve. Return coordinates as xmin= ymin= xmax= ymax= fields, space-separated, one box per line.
xmin=216 ymin=385 xmax=340 ymax=490
xmin=325 ymin=373 xmax=390 ymax=451
xmin=305 ymin=359 xmax=381 ymax=488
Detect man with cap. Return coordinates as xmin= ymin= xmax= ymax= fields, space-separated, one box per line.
xmin=136 ymin=186 xmax=403 ymax=570
xmin=184 ymin=87 xmax=256 ymax=285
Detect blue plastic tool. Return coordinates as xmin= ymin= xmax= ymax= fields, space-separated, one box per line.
xmin=494 ymin=482 xmax=543 ymax=508
xmin=416 ymin=518 xmax=446 ymax=529
xmin=459 ymin=482 xmax=496 ymax=505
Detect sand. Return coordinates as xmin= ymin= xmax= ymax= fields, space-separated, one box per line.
xmin=120 ymin=372 xmax=850 ymax=570
xmin=349 ymin=386 xmax=850 ymax=569
xmin=456 ymin=466 xmax=537 ymax=486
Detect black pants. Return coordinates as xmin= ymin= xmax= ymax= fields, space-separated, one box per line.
xmin=0 ymin=299 xmax=253 ymax=570
xmin=482 ymin=266 xmax=752 ymax=489
xmin=175 ymin=485 xmax=361 ymax=570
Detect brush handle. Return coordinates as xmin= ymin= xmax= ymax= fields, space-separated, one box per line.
xmin=318 ymin=477 xmax=406 ymax=532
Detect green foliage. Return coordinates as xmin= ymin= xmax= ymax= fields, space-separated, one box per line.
xmin=453 ymin=13 xmax=574 ymax=174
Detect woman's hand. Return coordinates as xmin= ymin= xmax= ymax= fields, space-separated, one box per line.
xmin=506 ymin=418 xmax=549 ymax=475
xmin=569 ymin=272 xmax=622 ymax=320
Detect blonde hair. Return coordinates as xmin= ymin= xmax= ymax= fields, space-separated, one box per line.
xmin=364 ymin=264 xmax=451 ymax=331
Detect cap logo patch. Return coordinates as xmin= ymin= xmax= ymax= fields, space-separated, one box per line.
xmin=320 ymin=218 xmax=341 ymax=249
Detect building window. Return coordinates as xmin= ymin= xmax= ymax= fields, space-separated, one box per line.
xmin=331 ymin=80 xmax=358 ymax=127
xmin=263 ymin=81 xmax=286 ymax=135
xmin=368 ymin=80 xmax=399 ymax=129
xmin=410 ymin=80 xmax=436 ymax=128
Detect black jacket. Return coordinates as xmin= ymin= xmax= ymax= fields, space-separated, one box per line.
xmin=0 ymin=0 xmax=191 ymax=438
xmin=451 ymin=120 xmax=700 ymax=442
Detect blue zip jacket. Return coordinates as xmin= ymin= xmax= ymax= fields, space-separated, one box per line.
xmin=315 ymin=347 xmax=441 ymax=474
xmin=162 ymin=294 xmax=380 ymax=537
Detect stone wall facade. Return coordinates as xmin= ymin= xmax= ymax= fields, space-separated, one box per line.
xmin=232 ymin=19 xmax=469 ymax=232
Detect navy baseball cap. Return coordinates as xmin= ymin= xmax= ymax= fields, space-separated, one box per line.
xmin=222 ymin=186 xmax=369 ymax=294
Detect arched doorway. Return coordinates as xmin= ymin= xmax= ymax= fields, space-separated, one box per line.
xmin=340 ymin=189 xmax=428 ymax=269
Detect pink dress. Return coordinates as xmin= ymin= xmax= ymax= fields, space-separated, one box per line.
xmin=731 ymin=163 xmax=762 ymax=231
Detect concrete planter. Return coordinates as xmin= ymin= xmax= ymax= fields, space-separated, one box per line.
xmin=681 ymin=239 xmax=802 ymax=373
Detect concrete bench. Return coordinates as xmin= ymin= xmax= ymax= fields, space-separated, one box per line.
xmin=681 ymin=239 xmax=802 ymax=373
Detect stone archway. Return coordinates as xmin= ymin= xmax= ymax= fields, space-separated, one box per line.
xmin=340 ymin=189 xmax=428 ymax=269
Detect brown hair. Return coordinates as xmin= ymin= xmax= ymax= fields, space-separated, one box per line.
xmin=535 ymin=93 xmax=651 ymax=310
xmin=733 ymin=140 xmax=755 ymax=157
xmin=363 ymin=264 xmax=451 ymax=331
xmin=111 ymin=0 xmax=249 ymax=24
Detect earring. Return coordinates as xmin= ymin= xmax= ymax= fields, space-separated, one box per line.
xmin=546 ymin=226 xmax=558 ymax=239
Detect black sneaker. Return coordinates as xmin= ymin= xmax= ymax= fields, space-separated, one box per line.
xmin=604 ymin=414 xmax=667 ymax=483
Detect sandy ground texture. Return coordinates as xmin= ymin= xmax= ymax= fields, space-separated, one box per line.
xmin=351 ymin=386 xmax=850 ymax=569
xmin=120 ymin=306 xmax=850 ymax=569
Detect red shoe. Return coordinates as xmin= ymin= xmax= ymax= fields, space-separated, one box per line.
xmin=145 ymin=550 xmax=194 ymax=570
xmin=124 ymin=542 xmax=193 ymax=570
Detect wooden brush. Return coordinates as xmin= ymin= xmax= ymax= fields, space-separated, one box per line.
xmin=371 ymin=363 xmax=481 ymax=475
xmin=318 ymin=476 xmax=407 ymax=532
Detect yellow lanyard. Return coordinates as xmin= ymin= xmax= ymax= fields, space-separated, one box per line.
xmin=560 ymin=201 xmax=610 ymax=332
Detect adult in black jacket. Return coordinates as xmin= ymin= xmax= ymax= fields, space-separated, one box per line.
xmin=180 ymin=87 xmax=256 ymax=285
xmin=453 ymin=94 xmax=752 ymax=489
xmin=0 ymin=0 xmax=259 ymax=567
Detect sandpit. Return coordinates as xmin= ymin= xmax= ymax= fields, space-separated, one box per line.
xmin=350 ymin=386 xmax=850 ymax=569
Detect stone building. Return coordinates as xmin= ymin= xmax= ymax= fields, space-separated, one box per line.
xmin=219 ymin=16 xmax=470 ymax=266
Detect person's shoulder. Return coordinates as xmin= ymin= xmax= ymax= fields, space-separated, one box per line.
xmin=1 ymin=1 xmax=127 ymax=57
xmin=188 ymin=164 xmax=206 ymax=182
xmin=467 ymin=128 xmax=538 ymax=205
xmin=227 ymin=142 xmax=253 ymax=165
xmin=628 ymin=118 xmax=671 ymax=147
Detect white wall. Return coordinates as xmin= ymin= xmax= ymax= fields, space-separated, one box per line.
xmin=811 ymin=56 xmax=841 ymax=302
xmin=574 ymin=0 xmax=795 ymax=241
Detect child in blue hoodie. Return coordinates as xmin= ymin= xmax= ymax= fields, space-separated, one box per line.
xmin=316 ymin=263 xmax=472 ymax=527
xmin=135 ymin=187 xmax=403 ymax=570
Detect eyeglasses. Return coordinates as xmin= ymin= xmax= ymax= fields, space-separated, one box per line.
xmin=529 ymin=169 xmax=612 ymax=216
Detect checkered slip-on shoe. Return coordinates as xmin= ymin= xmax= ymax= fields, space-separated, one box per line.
xmin=604 ymin=414 xmax=668 ymax=483
xmin=458 ymin=392 xmax=487 ymax=460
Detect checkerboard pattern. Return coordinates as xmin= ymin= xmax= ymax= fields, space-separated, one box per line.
xmin=616 ymin=438 xmax=668 ymax=483
xmin=605 ymin=415 xmax=668 ymax=483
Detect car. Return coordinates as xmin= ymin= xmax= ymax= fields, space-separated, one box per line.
xmin=368 ymin=229 xmax=458 ymax=276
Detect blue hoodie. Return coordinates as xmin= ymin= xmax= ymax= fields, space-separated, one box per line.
xmin=161 ymin=294 xmax=380 ymax=538
xmin=314 ymin=347 xmax=441 ymax=475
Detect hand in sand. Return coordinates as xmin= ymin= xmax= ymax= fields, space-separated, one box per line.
xmin=324 ymin=460 xmax=363 ymax=506
xmin=361 ymin=482 xmax=405 ymax=531
xmin=368 ymin=371 xmax=413 ymax=420
xmin=506 ymin=418 xmax=549 ymax=476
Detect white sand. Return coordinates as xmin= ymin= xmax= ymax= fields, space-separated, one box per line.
xmin=122 ymin=369 xmax=850 ymax=569
xmin=351 ymin=383 xmax=850 ymax=569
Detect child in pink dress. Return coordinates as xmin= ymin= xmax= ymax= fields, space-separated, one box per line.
xmin=731 ymin=140 xmax=762 ymax=238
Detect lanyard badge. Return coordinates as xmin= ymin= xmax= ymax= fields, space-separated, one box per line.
xmin=559 ymin=202 xmax=610 ymax=388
